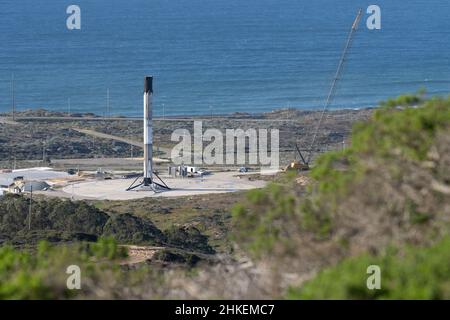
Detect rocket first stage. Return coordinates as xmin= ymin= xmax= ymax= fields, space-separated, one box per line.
xmin=126 ymin=76 xmax=170 ymax=192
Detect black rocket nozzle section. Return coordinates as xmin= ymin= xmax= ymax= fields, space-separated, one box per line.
xmin=144 ymin=76 xmax=153 ymax=94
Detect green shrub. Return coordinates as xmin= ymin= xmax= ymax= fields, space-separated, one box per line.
xmin=0 ymin=195 xmax=108 ymax=243
xmin=304 ymin=96 xmax=450 ymax=234
xmin=89 ymin=236 xmax=128 ymax=260
xmin=311 ymin=97 xmax=450 ymax=200
xmin=381 ymin=94 xmax=421 ymax=108
xmin=101 ymin=213 xmax=166 ymax=245
xmin=0 ymin=238 xmax=125 ymax=299
xmin=164 ymin=226 xmax=215 ymax=254
xmin=287 ymin=237 xmax=450 ymax=300
xmin=231 ymin=179 xmax=302 ymax=258
xmin=231 ymin=95 xmax=450 ymax=260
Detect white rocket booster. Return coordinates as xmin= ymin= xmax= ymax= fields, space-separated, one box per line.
xmin=126 ymin=75 xmax=169 ymax=192
xmin=143 ymin=76 xmax=153 ymax=185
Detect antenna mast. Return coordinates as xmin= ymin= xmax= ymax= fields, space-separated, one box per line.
xmin=11 ymin=73 xmax=16 ymax=120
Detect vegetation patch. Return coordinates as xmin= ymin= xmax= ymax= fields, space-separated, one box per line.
xmin=102 ymin=213 xmax=166 ymax=245
xmin=231 ymin=95 xmax=450 ymax=282
xmin=0 ymin=238 xmax=127 ymax=299
xmin=287 ymin=237 xmax=450 ymax=300
xmin=0 ymin=195 xmax=215 ymax=254
xmin=164 ymin=226 xmax=215 ymax=255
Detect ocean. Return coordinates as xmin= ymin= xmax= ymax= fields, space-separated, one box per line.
xmin=0 ymin=0 xmax=449 ymax=117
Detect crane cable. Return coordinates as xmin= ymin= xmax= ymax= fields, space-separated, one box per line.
xmin=305 ymin=9 xmax=363 ymax=165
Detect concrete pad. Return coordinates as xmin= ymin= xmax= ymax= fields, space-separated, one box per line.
xmin=0 ymin=168 xmax=69 ymax=187
xmin=0 ymin=117 xmax=19 ymax=125
xmin=61 ymin=171 xmax=266 ymax=200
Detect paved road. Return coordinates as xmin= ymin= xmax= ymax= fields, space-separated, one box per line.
xmin=73 ymin=128 xmax=172 ymax=160
xmin=73 ymin=128 xmax=143 ymax=148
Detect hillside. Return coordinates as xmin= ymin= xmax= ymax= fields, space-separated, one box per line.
xmin=0 ymin=195 xmax=214 ymax=256
xmin=231 ymin=95 xmax=450 ymax=298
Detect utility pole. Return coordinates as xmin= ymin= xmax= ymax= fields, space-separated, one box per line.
xmin=106 ymin=88 xmax=110 ymax=117
xmin=11 ymin=73 xmax=15 ymax=120
xmin=68 ymin=98 xmax=71 ymax=116
xmin=28 ymin=186 xmax=33 ymax=231
xmin=287 ymin=101 xmax=291 ymax=121
xmin=162 ymin=103 xmax=165 ymax=120
xmin=42 ymin=140 xmax=46 ymax=163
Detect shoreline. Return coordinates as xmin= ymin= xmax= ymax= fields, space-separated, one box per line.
xmin=0 ymin=105 xmax=378 ymax=121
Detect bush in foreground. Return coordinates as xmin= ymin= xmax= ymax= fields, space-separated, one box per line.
xmin=230 ymin=95 xmax=450 ymax=297
xmin=0 ymin=237 xmax=126 ymax=299
xmin=288 ymin=237 xmax=450 ymax=299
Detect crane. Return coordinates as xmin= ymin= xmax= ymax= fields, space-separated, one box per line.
xmin=294 ymin=9 xmax=363 ymax=169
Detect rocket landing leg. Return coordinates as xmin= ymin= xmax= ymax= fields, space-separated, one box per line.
xmin=126 ymin=173 xmax=170 ymax=192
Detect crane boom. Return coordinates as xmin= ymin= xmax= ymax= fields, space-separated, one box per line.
xmin=305 ymin=9 xmax=363 ymax=164
xmin=295 ymin=143 xmax=308 ymax=166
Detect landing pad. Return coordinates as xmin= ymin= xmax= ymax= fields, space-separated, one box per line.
xmin=61 ymin=172 xmax=266 ymax=200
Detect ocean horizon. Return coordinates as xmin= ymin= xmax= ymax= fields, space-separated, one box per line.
xmin=1 ymin=0 xmax=449 ymax=117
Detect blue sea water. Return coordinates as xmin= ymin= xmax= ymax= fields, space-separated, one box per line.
xmin=0 ymin=0 xmax=449 ymax=117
